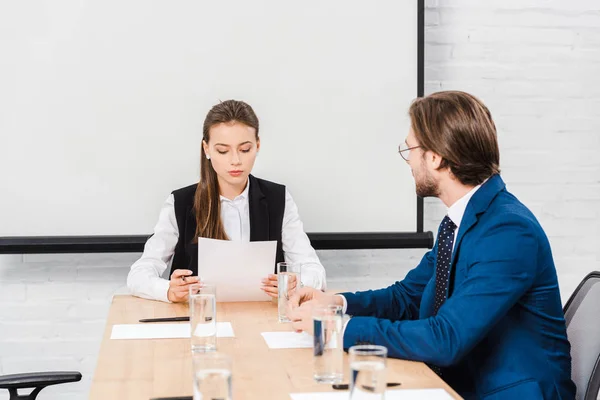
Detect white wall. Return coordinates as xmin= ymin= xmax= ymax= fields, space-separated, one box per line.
xmin=1 ymin=1 xmax=599 ymax=398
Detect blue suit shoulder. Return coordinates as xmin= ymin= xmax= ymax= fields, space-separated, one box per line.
xmin=475 ymin=188 xmax=551 ymax=252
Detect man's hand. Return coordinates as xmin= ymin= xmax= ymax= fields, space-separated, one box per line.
xmin=167 ymin=269 xmax=200 ymax=303
xmin=287 ymin=288 xmax=344 ymax=334
xmin=288 ymin=301 xmax=318 ymax=335
xmin=288 ymin=287 xmax=343 ymax=309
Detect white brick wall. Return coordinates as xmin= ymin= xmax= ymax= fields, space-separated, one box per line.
xmin=423 ymin=0 xmax=600 ymax=301
xmin=1 ymin=1 xmax=599 ymax=398
xmin=0 ymin=254 xmax=135 ymax=399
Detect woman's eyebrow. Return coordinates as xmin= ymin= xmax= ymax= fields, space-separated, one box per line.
xmin=214 ymin=141 xmax=253 ymax=147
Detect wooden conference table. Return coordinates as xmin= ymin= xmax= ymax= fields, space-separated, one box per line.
xmin=90 ymin=295 xmax=462 ymax=399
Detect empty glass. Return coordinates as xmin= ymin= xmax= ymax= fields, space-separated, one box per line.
xmin=190 ymin=284 xmax=217 ymax=352
xmin=192 ymin=352 xmax=232 ymax=400
xmin=349 ymin=345 xmax=388 ymax=399
xmin=313 ymin=304 xmax=344 ymax=383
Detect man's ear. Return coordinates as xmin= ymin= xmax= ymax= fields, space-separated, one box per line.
xmin=428 ymin=151 xmax=444 ymax=170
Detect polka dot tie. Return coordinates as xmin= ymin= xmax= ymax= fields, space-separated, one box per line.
xmin=430 ymin=215 xmax=456 ymax=376
xmin=433 ymin=215 xmax=457 ymax=316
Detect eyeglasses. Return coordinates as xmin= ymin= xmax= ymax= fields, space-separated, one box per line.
xmin=398 ymin=143 xmax=421 ymax=161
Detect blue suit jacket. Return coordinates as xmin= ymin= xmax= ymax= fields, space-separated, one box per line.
xmin=342 ymin=175 xmax=575 ymax=399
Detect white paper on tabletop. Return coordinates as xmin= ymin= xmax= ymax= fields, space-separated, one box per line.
xmin=110 ymin=322 xmax=234 ymax=340
xmin=289 ymin=389 xmax=453 ymax=400
xmin=198 ymin=237 xmax=276 ymax=302
xmin=261 ymin=331 xmax=314 ymax=349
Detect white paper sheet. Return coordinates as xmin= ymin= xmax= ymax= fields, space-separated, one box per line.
xmin=198 ymin=237 xmax=276 ymax=302
xmin=110 ymin=322 xmax=235 ymax=340
xmin=290 ymin=389 xmax=453 ymax=400
xmin=261 ymin=331 xmax=314 ymax=349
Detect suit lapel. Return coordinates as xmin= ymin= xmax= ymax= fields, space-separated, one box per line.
xmin=423 ymin=175 xmax=506 ymax=316
xmin=450 ymin=213 xmax=476 ymax=267
xmin=450 ymin=175 xmax=507 ymax=270
xmin=248 ymin=175 xmax=269 ymax=242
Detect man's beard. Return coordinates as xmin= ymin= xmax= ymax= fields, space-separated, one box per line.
xmin=415 ymin=169 xmax=439 ymax=198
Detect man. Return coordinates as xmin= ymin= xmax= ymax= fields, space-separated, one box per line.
xmin=288 ymin=91 xmax=575 ymax=399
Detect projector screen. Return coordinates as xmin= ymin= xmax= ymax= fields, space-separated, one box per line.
xmin=0 ymin=1 xmax=427 ymax=247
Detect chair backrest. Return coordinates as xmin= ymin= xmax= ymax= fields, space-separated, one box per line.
xmin=563 ymin=271 xmax=600 ymax=400
xmin=0 ymin=371 xmax=81 ymax=400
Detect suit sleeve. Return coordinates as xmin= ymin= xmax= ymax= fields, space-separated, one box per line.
xmin=342 ymin=216 xmax=538 ymax=367
xmin=340 ymin=244 xmax=436 ymax=321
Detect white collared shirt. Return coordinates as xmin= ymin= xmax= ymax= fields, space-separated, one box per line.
xmin=446 ymin=183 xmax=482 ymax=251
xmin=127 ymin=181 xmax=327 ymax=302
xmin=219 ymin=179 xmax=251 ymax=242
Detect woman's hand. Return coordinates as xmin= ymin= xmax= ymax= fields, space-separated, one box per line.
xmin=260 ymin=273 xmax=298 ymax=298
xmin=167 ymin=269 xmax=200 ymax=303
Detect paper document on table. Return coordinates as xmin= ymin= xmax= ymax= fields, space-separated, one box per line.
xmin=261 ymin=331 xmax=314 ymax=349
xmin=110 ymin=322 xmax=235 ymax=340
xmin=290 ymin=389 xmax=453 ymax=400
xmin=198 ymin=237 xmax=276 ymax=302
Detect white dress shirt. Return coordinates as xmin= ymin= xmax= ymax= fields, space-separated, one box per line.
xmin=339 ymin=184 xmax=483 ymax=315
xmin=127 ymin=180 xmax=327 ymax=302
xmin=446 ymin=183 xmax=481 ymax=252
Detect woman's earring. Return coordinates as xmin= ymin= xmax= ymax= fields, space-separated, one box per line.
xmin=206 ymin=154 xmax=211 ymax=160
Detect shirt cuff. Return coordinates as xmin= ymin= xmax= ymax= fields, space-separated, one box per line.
xmin=300 ymin=266 xmax=326 ymax=291
xmin=341 ymin=313 xmax=351 ymax=340
xmin=336 ymin=294 xmax=348 ymax=314
xmin=336 ymin=294 xmax=351 ymax=339
xmin=155 ymin=278 xmax=171 ymax=303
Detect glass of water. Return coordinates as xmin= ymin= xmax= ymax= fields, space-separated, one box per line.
xmin=189 ymin=283 xmax=217 ymax=352
xmin=349 ymin=345 xmax=388 ymax=399
xmin=192 ymin=352 xmax=232 ymax=400
xmin=277 ymin=262 xmax=301 ymax=323
xmin=313 ymin=304 xmax=344 ymax=383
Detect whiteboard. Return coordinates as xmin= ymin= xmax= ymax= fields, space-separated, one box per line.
xmin=0 ymin=1 xmax=419 ymax=236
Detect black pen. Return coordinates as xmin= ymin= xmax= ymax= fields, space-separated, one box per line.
xmin=332 ymin=382 xmax=401 ymax=390
xmin=139 ymin=316 xmax=190 ymax=323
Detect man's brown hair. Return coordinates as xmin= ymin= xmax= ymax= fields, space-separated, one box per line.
xmin=409 ymin=91 xmax=500 ymax=186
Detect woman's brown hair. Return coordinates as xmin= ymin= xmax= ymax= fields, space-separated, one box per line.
xmin=193 ymin=100 xmax=259 ymax=242
xmin=409 ymin=91 xmax=500 ymax=186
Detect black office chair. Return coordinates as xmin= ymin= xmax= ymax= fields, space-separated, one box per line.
xmin=563 ymin=271 xmax=600 ymax=400
xmin=0 ymin=371 xmax=81 ymax=400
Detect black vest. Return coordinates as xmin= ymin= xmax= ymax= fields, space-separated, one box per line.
xmin=170 ymin=175 xmax=286 ymax=276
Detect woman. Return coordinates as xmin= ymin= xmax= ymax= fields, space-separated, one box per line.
xmin=127 ymin=100 xmax=326 ymax=302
